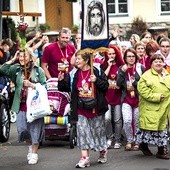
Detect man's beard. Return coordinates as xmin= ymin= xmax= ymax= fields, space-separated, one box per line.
xmin=59 ymin=41 xmax=68 ymax=48
xmin=89 ymin=24 xmax=102 ymax=36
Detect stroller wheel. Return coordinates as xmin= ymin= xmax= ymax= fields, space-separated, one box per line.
xmin=0 ymin=103 xmax=10 ymax=143
xmin=69 ymin=125 xmax=77 ymax=149
xmin=10 ymin=110 xmax=17 ymax=123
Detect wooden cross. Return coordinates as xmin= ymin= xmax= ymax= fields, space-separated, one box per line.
xmin=0 ymin=0 xmax=42 ymax=78
xmin=1 ymin=0 xmax=41 ymax=17
xmin=0 ymin=0 xmax=41 ymax=39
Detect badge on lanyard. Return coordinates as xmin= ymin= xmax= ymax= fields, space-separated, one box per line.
xmin=130 ymin=90 xmax=135 ymax=98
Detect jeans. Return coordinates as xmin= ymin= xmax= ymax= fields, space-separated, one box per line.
xmin=105 ymin=104 xmax=122 ymax=142
xmin=122 ymin=103 xmax=139 ymax=143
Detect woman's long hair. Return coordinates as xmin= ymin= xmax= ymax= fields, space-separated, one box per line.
xmin=105 ymin=44 xmax=124 ymax=68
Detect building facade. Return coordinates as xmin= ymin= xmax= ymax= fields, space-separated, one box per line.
xmin=2 ymin=0 xmax=170 ymax=37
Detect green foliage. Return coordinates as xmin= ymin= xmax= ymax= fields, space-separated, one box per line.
xmin=126 ymin=16 xmax=147 ymax=39
xmin=39 ymin=23 xmax=50 ymax=32
xmin=20 ymin=38 xmax=26 ymax=50
xmin=72 ymin=24 xmax=79 ymax=32
xmin=2 ymin=18 xmax=17 ymax=41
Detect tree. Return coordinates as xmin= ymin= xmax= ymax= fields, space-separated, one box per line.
xmin=126 ymin=16 xmax=147 ymax=39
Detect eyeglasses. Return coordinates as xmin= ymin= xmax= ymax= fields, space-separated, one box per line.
xmin=108 ymin=53 xmax=116 ymax=55
xmin=161 ymin=45 xmax=170 ymax=48
xmin=127 ymin=55 xmax=135 ymax=58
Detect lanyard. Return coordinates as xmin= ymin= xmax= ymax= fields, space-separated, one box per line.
xmin=127 ymin=64 xmax=136 ymax=86
xmin=57 ymin=42 xmax=68 ymax=60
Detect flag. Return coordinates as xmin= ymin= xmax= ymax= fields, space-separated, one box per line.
xmin=81 ymin=0 xmax=109 ymax=49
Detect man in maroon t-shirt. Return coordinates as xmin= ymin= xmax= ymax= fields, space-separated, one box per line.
xmin=41 ymin=28 xmax=76 ymax=79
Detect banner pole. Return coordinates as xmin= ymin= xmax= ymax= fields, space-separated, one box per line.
xmin=90 ymin=53 xmax=95 ymax=113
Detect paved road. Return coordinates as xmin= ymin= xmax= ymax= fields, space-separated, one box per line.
xmin=0 ymin=123 xmax=170 ymax=170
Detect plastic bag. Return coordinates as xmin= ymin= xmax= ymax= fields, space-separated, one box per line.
xmin=26 ymin=83 xmax=52 ymax=123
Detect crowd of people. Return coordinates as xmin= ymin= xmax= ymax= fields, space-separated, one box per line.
xmin=1 ymin=27 xmax=170 ymax=168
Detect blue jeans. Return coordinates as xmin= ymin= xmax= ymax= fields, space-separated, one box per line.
xmin=105 ymin=104 xmax=122 ymax=142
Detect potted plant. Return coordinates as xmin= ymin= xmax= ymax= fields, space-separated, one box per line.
xmin=39 ymin=23 xmax=50 ymax=33
xmin=72 ymin=24 xmax=79 ymax=33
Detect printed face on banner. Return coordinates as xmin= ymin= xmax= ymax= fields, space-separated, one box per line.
xmin=84 ymin=0 xmax=107 ymax=40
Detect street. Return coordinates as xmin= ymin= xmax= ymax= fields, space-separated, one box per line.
xmin=0 ymin=123 xmax=170 ymax=170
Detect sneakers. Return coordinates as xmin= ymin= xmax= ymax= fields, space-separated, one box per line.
xmin=27 ymin=145 xmax=32 ymax=161
xmin=27 ymin=153 xmax=32 ymax=161
xmin=75 ymin=157 xmax=90 ymax=168
xmin=97 ymin=150 xmax=108 ymax=164
xmin=28 ymin=153 xmax=38 ymax=165
xmin=114 ymin=142 xmax=121 ymax=149
xmin=107 ymin=139 xmax=112 ymax=149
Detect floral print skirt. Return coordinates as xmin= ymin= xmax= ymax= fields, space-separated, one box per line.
xmin=76 ymin=114 xmax=107 ymax=151
xmin=135 ymin=128 xmax=169 ymax=147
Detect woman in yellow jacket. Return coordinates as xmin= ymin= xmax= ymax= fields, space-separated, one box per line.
xmin=136 ymin=53 xmax=170 ymax=160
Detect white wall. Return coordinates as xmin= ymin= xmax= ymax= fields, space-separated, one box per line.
xmin=72 ymin=1 xmax=81 ymax=27
xmin=8 ymin=0 xmax=170 ymax=30
xmin=10 ymin=0 xmax=45 ymax=27
xmin=37 ymin=0 xmax=46 ymax=24
xmin=102 ymin=0 xmax=170 ymax=24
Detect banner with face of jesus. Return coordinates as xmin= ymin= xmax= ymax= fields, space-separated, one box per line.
xmin=81 ymin=0 xmax=109 ymax=49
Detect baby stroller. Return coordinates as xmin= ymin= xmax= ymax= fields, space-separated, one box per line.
xmin=41 ymin=78 xmax=77 ymax=148
xmin=0 ymin=76 xmax=11 ymax=143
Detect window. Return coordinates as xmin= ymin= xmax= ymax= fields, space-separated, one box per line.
xmin=160 ymin=0 xmax=170 ymax=14
xmin=2 ymin=0 xmax=10 ymax=11
xmin=108 ymin=0 xmax=128 ymax=16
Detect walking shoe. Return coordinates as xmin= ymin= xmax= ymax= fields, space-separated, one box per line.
xmin=27 ymin=145 xmax=32 ymax=161
xmin=113 ymin=142 xmax=121 ymax=149
xmin=107 ymin=139 xmax=112 ymax=149
xmin=132 ymin=144 xmax=140 ymax=151
xmin=97 ymin=149 xmax=108 ymax=164
xmin=156 ymin=153 xmax=170 ymax=160
xmin=124 ymin=143 xmax=132 ymax=151
xmin=28 ymin=153 xmax=38 ymax=165
xmin=75 ymin=157 xmax=90 ymax=168
xmin=139 ymin=144 xmax=153 ymax=156
xmin=27 ymin=153 xmax=32 ymax=161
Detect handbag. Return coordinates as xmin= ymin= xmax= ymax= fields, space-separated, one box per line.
xmin=77 ymin=97 xmax=97 ymax=110
xmin=26 ymin=83 xmax=52 ymax=123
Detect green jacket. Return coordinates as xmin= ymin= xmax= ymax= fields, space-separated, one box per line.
xmin=137 ymin=68 xmax=170 ymax=131
xmin=0 ymin=63 xmax=46 ymax=113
